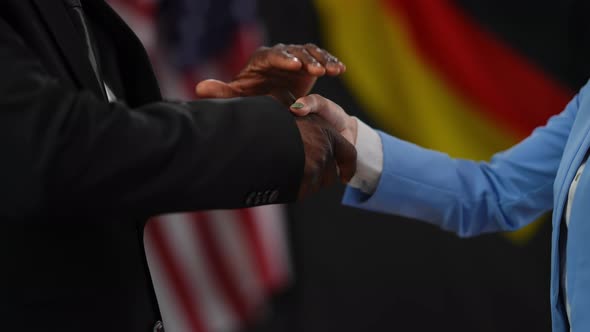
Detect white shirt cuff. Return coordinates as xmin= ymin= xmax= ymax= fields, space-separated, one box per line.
xmin=348 ymin=117 xmax=383 ymax=194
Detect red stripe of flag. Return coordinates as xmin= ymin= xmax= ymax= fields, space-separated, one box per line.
xmin=189 ymin=212 xmax=252 ymax=324
xmin=237 ymin=209 xmax=276 ymax=293
xmin=384 ymin=0 xmax=572 ymax=138
xmin=146 ymin=221 xmax=207 ymax=332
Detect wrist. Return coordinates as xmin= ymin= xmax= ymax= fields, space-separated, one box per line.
xmin=348 ymin=117 xmax=383 ymax=194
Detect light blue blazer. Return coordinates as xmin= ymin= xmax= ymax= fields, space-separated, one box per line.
xmin=343 ymin=81 xmax=590 ymax=332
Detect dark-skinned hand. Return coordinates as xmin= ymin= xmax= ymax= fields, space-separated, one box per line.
xmin=195 ymin=43 xmax=346 ymax=105
xmin=294 ymin=114 xmax=357 ymax=199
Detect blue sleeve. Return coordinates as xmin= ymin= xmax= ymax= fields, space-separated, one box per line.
xmin=343 ymin=89 xmax=582 ymax=237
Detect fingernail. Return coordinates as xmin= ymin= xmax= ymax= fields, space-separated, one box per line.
xmin=291 ymin=102 xmax=305 ymax=109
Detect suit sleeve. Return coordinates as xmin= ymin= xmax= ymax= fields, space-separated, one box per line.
xmin=343 ymin=85 xmax=584 ymax=237
xmin=0 ymin=17 xmax=304 ymax=218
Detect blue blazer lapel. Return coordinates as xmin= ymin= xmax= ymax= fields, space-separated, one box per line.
xmin=32 ymin=0 xmax=105 ymax=97
xmin=551 ymin=98 xmax=590 ymax=307
xmin=554 ymin=103 xmax=590 ymax=224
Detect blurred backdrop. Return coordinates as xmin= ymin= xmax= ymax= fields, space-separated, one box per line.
xmin=108 ymin=0 xmax=590 ymax=331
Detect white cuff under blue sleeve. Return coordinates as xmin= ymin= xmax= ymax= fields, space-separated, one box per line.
xmin=348 ymin=117 xmax=384 ymax=194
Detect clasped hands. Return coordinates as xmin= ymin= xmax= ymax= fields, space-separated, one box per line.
xmin=195 ymin=43 xmax=358 ymax=199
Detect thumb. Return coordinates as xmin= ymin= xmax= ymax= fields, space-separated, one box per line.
xmin=195 ymin=79 xmax=241 ymax=99
xmin=291 ymin=95 xmax=350 ymax=135
xmin=289 ymin=94 xmax=324 ymax=116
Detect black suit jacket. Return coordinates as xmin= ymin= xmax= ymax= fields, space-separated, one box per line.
xmin=0 ymin=1 xmax=304 ymax=331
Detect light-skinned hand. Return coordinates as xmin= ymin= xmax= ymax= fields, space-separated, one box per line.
xmin=290 ymin=94 xmax=358 ymax=145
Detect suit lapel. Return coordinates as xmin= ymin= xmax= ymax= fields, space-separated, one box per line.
xmin=550 ymin=99 xmax=590 ymax=309
xmin=84 ymin=0 xmax=162 ymax=105
xmin=554 ymin=106 xmax=590 ymax=224
xmin=32 ymin=0 xmax=105 ymax=97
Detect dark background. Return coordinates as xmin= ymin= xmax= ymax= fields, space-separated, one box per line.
xmin=254 ymin=0 xmax=590 ymax=331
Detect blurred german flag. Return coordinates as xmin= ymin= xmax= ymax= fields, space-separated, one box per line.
xmin=314 ymin=0 xmax=574 ymax=244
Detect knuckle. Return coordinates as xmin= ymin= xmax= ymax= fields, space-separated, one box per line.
xmin=309 ymin=94 xmax=323 ymax=105
xmin=327 ymin=55 xmax=339 ymax=62
xmin=302 ymin=50 xmax=314 ymax=59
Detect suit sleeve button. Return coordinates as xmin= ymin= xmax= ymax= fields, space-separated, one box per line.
xmin=260 ymin=190 xmax=272 ymax=204
xmin=254 ymin=192 xmax=264 ymax=205
xmin=268 ymin=190 xmax=279 ymax=204
xmin=245 ymin=192 xmax=257 ymax=206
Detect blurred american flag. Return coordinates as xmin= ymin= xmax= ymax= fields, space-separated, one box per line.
xmin=107 ymin=1 xmax=292 ymax=331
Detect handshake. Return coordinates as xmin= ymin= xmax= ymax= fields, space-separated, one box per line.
xmin=195 ymin=43 xmax=360 ymax=199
